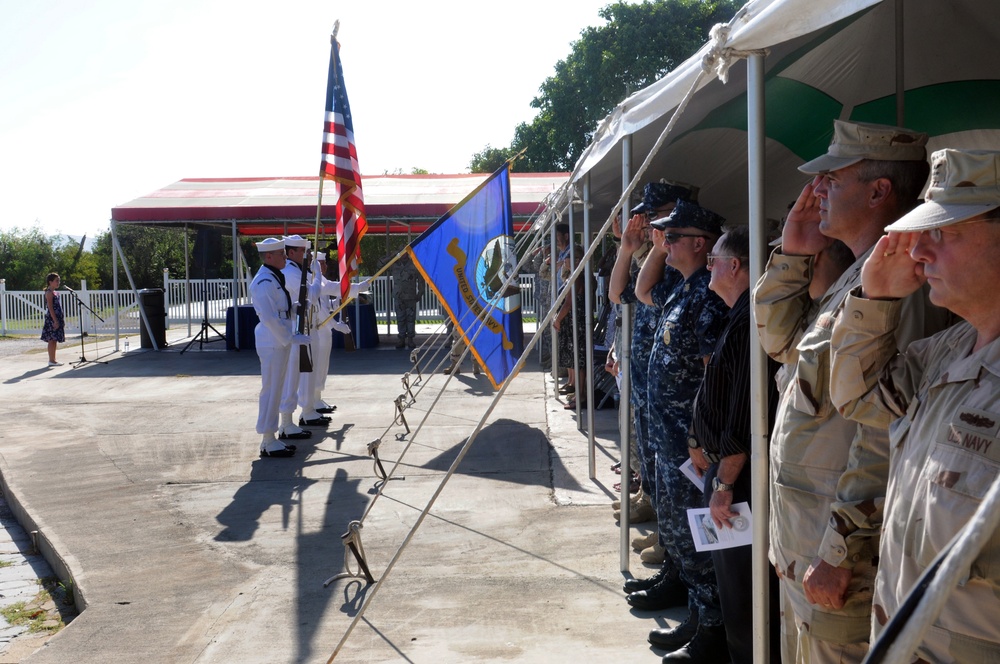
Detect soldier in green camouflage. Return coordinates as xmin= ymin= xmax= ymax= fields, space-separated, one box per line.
xmin=390 ymin=254 xmax=424 ymax=349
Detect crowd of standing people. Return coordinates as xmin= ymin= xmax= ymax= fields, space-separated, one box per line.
xmin=590 ymin=120 xmax=1000 ymax=663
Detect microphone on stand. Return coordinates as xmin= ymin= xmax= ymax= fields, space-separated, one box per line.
xmin=63 ymin=285 xmax=75 ymax=293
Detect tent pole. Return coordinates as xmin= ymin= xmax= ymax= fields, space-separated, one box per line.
xmin=895 ymin=0 xmax=905 ymax=126
xmin=184 ymin=224 xmax=191 ymax=336
xmin=112 ymin=220 xmax=120 ymax=350
xmin=583 ymin=173 xmax=596 ymax=477
xmin=747 ymin=53 xmax=772 ymax=664
xmin=567 ymin=200 xmax=582 ymax=429
xmin=619 ymin=134 xmax=634 ymax=572
xmin=232 ymin=220 xmax=239 ymax=349
xmin=549 ymin=218 xmax=558 ymax=383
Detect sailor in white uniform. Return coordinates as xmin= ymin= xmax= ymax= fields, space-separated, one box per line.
xmin=277 ymin=235 xmax=318 ymax=438
xmin=249 ymin=238 xmax=308 ymax=458
xmin=298 ymin=252 xmax=370 ymax=417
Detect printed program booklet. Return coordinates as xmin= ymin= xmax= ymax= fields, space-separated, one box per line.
xmin=686 ymin=502 xmax=753 ymax=552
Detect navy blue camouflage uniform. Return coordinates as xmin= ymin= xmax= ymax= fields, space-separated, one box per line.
xmin=620 ymin=259 xmax=681 ymax=498
xmin=646 ymin=267 xmax=727 ymax=627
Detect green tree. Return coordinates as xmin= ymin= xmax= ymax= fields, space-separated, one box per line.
xmin=469 ymin=145 xmax=516 ymax=173
xmin=92 ymin=225 xmax=193 ymax=290
xmin=0 ymin=226 xmax=58 ymax=290
xmin=482 ymin=0 xmax=740 ymax=172
xmin=52 ymin=237 xmax=102 ymax=289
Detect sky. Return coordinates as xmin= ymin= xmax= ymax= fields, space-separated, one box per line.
xmin=0 ymin=0 xmax=624 ymax=241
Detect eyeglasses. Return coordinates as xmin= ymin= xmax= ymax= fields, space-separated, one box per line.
xmin=662 ymin=232 xmax=709 ymax=244
xmin=923 ymin=216 xmax=1000 ymax=243
xmin=706 ymin=254 xmax=744 ymax=268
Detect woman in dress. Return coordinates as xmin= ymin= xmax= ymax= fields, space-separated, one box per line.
xmin=40 ymin=272 xmax=65 ymax=366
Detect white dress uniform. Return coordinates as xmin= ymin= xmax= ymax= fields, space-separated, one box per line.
xmin=298 ymin=265 xmax=365 ymax=414
xmin=250 ymin=261 xmax=293 ymax=445
xmin=278 ymin=254 xmax=311 ymax=435
xmin=299 ymin=274 xmax=339 ymax=417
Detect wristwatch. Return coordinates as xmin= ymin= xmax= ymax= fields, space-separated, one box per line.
xmin=712 ymin=477 xmax=735 ymax=492
xmin=686 ymin=435 xmax=700 ymax=449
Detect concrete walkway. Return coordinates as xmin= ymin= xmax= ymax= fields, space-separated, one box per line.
xmin=0 ymin=330 xmax=682 ymax=663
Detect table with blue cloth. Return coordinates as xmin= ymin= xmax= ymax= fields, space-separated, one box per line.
xmin=227 ymin=302 xmax=378 ymax=350
xmin=332 ymin=300 xmax=379 ymax=349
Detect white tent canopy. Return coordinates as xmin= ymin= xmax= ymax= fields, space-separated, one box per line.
xmin=572 ymin=0 xmax=1000 ymax=225
xmin=559 ymin=1 xmax=1000 ymax=661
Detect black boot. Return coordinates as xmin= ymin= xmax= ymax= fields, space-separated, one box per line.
xmin=661 ymin=623 xmax=730 ymax=663
xmin=648 ymin=608 xmax=699 ymax=650
xmin=623 ymin=564 xmax=672 ymax=594
xmin=626 ymin=577 xmax=688 ymax=611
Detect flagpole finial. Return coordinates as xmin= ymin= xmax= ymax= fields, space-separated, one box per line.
xmin=332 ymin=20 xmax=340 ymax=42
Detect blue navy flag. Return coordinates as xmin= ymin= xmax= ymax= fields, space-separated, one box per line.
xmin=407 ymin=164 xmax=524 ymax=388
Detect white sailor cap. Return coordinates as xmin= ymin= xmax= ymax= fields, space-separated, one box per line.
xmin=315 ymin=252 xmax=327 ymax=261
xmin=255 ymin=237 xmax=284 ymax=252
xmin=283 ymin=234 xmax=311 ymax=249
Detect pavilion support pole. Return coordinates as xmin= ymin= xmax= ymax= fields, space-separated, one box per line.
xmin=583 ymin=174 xmax=596 ymax=478
xmin=619 ymin=134 xmax=634 ymax=571
xmin=747 ymin=53 xmax=772 ymax=664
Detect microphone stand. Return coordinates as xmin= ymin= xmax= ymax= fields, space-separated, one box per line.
xmin=65 ymin=288 xmax=107 ymax=368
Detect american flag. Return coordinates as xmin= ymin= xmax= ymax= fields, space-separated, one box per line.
xmin=321 ymin=34 xmax=367 ymax=302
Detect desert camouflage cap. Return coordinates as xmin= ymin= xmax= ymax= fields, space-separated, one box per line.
xmin=886 ymin=149 xmax=1000 ymax=232
xmin=799 ymin=120 xmax=928 ymax=174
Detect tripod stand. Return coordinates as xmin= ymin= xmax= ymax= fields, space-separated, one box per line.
xmin=180 ymin=276 xmax=226 ymax=354
xmin=66 ymin=289 xmax=107 ymax=368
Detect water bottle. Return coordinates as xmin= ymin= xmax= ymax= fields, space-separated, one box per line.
xmin=124 ymin=339 xmax=130 ymax=353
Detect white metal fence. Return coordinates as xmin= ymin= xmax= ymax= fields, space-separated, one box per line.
xmin=2 ymin=273 xmax=541 ymax=338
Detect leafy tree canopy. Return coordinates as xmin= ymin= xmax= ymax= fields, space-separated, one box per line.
xmin=478 ymin=0 xmax=740 ymax=173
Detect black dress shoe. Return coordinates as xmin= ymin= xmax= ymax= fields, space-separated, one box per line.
xmin=316 ymin=406 xmax=337 ymax=414
xmin=627 ymin=578 xmax=688 ymax=611
xmin=648 ymin=613 xmax=698 ymax=650
xmin=260 ymin=447 xmax=295 ymax=458
xmin=661 ymin=623 xmax=729 ymax=662
xmin=278 ymin=430 xmax=312 ymax=440
xmin=299 ymin=416 xmax=331 ymax=427
xmin=623 ymin=566 xmax=671 ymax=594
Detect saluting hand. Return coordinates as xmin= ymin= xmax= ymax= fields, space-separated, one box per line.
xmin=861 ymin=232 xmax=926 ymax=300
xmin=780 ymin=177 xmax=833 ymax=257
xmin=620 ymin=214 xmax=648 ymax=254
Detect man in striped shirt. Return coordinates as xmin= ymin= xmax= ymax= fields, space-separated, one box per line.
xmin=671 ymin=225 xmax=780 ymax=662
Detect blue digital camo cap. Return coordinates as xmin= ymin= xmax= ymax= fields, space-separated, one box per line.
xmin=650 ymin=199 xmax=724 ymax=235
xmin=630 ymin=181 xmax=698 ymax=215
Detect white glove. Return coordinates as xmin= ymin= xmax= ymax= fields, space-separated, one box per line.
xmin=292 ymin=334 xmax=311 ymax=345
xmin=331 ymin=320 xmax=351 ymax=334
xmin=350 ymin=278 xmax=372 ymax=297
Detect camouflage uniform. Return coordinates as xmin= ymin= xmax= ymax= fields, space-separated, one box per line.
xmin=831 ymin=295 xmax=1000 ymax=662
xmin=646 ymin=267 xmax=727 ymax=626
xmin=619 ymin=244 xmax=670 ymax=496
xmin=529 ymin=247 xmax=552 ymax=363
xmin=754 ymin=247 xmax=949 ymax=661
xmin=391 ymin=256 xmax=424 ymax=345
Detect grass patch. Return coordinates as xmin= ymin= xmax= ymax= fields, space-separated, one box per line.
xmin=0 ymin=577 xmax=75 ymax=634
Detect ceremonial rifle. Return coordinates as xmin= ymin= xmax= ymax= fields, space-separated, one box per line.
xmin=296 ymin=249 xmax=313 ymax=373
